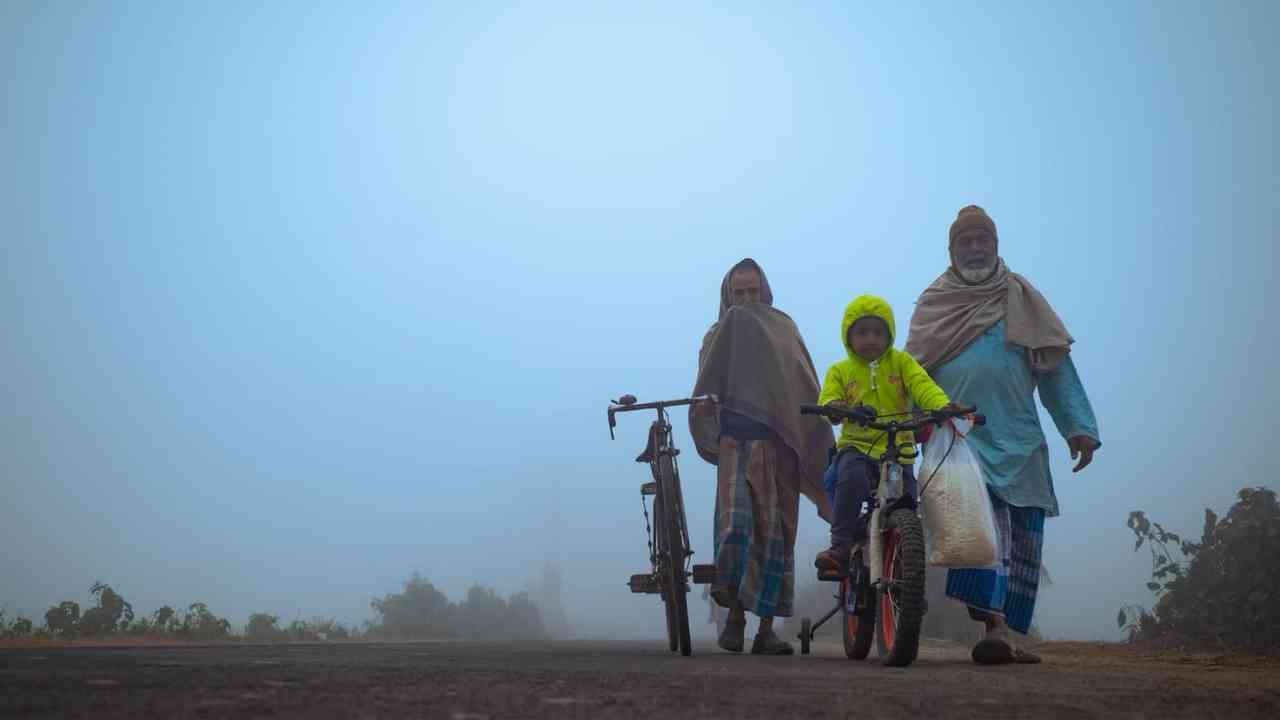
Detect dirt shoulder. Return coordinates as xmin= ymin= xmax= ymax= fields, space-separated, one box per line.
xmin=1 ymin=639 xmax=1277 ymax=719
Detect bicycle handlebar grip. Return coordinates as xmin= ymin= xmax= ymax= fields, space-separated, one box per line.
xmin=799 ymin=404 xmax=826 ymax=416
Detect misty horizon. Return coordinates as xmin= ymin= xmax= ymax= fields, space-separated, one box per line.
xmin=3 ymin=1 xmax=1276 ymax=644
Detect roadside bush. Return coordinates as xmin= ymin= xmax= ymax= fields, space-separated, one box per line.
xmin=245 ymin=613 xmax=286 ymax=642
xmin=369 ymin=573 xmax=455 ymax=638
xmin=44 ymin=601 xmax=80 ymax=639
xmin=79 ymin=582 xmax=134 ymax=636
xmin=1 ymin=611 xmax=35 ymax=640
xmin=1120 ymin=487 xmax=1280 ymax=654
xmin=176 ymin=602 xmax=233 ymax=641
xmin=367 ymin=574 xmax=546 ymax=641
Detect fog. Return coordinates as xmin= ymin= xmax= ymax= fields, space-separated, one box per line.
xmin=2 ymin=1 xmax=1276 ymax=642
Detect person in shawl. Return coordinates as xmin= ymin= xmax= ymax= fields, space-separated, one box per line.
xmin=905 ymin=205 xmax=1101 ymax=665
xmin=689 ymin=258 xmax=834 ymax=655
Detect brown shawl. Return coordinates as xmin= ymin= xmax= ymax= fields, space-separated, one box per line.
xmin=689 ymin=260 xmax=833 ymax=521
xmin=904 ymin=259 xmax=1073 ymax=373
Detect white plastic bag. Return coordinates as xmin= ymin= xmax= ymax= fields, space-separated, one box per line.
xmin=917 ymin=418 xmax=999 ymax=568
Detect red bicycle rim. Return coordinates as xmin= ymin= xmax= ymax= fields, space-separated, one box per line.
xmin=880 ymin=529 xmax=900 ymax=650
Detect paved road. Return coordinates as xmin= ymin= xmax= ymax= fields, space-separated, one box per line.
xmin=2 ymin=639 xmax=1277 ymax=718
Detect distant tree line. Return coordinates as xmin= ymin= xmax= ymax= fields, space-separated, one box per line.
xmin=364 ymin=573 xmax=545 ymax=641
xmin=2 ymin=567 xmax=566 ymax=644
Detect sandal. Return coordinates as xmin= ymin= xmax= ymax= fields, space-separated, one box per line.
xmin=750 ymin=629 xmax=794 ymax=655
xmin=718 ymin=617 xmax=746 ymax=653
xmin=971 ymin=637 xmax=1015 ymax=665
xmin=1013 ymin=647 xmax=1042 ymax=664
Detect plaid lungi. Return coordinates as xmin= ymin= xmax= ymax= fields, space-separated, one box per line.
xmin=944 ymin=489 xmax=1045 ymax=634
xmin=711 ymin=435 xmax=800 ymax=618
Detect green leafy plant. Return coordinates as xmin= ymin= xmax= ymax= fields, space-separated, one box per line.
xmin=1121 ymin=487 xmax=1280 ymax=653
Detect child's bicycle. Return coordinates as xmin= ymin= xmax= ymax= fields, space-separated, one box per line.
xmin=795 ymin=404 xmax=983 ymax=667
xmin=607 ymin=393 xmax=719 ymax=657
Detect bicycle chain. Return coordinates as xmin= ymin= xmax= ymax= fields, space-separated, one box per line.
xmin=641 ymin=489 xmax=656 ymax=565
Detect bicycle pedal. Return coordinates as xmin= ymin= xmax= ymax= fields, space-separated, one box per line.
xmin=628 ymin=574 xmax=661 ymax=594
xmin=640 ymin=482 xmax=657 ymax=496
xmin=691 ymin=564 xmax=717 ymax=584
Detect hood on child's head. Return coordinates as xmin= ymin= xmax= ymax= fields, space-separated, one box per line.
xmin=841 ymin=295 xmax=896 ymax=360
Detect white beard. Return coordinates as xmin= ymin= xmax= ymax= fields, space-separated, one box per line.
xmin=957 ymin=261 xmax=997 ymax=284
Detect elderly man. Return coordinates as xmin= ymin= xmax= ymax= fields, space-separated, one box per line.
xmin=690 ymin=259 xmax=832 ymax=655
xmin=905 ymin=206 xmax=1101 ymax=665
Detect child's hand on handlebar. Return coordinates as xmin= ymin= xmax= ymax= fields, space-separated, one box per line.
xmin=822 ymin=401 xmax=848 ymax=425
xmin=692 ymin=398 xmax=718 ymax=417
xmin=826 ymin=401 xmax=876 ymax=425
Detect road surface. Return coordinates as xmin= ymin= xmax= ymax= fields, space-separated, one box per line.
xmin=2 ymin=638 xmax=1277 ymax=718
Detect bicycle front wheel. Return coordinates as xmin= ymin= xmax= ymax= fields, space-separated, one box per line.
xmin=657 ymin=453 xmax=692 ymax=656
xmin=876 ymin=508 xmax=926 ymax=667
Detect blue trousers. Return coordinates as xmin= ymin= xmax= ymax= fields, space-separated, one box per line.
xmin=827 ymin=449 xmax=916 ymax=549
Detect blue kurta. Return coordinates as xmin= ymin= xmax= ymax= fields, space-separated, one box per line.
xmin=930 ymin=320 xmax=1100 ymax=517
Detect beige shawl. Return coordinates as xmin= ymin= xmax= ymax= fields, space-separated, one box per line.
xmin=689 ymin=260 xmax=833 ymax=521
xmin=904 ymin=259 xmax=1073 ymax=373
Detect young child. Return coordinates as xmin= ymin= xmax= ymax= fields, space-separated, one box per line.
xmin=815 ymin=295 xmax=958 ymax=571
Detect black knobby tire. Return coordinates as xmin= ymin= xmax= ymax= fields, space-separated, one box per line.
xmin=663 ymin=591 xmax=679 ymax=652
xmin=657 ymin=454 xmax=692 ymax=656
xmin=876 ymin=508 xmax=926 ymax=667
xmin=842 ymin=576 xmax=876 ymax=660
xmin=654 ymin=493 xmax=680 ymax=652
xmin=799 ymin=618 xmax=812 ymax=655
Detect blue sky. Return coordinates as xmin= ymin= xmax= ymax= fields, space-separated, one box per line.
xmin=2 ymin=1 xmax=1275 ymax=639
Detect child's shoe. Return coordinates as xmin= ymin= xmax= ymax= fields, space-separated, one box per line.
xmin=814 ymin=545 xmax=851 ymax=572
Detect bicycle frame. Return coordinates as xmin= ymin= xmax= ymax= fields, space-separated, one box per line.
xmin=607 ymin=394 xmax=716 ymax=656
xmin=866 ymin=435 xmax=918 ymax=588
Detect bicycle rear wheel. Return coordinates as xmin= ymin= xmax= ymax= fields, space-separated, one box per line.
xmin=657 ymin=453 xmax=692 ymax=656
xmin=876 ymin=508 xmax=926 ymax=667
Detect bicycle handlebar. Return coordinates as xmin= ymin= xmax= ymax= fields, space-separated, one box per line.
xmin=799 ymin=404 xmax=984 ymax=432
xmin=607 ymin=394 xmax=717 ymax=439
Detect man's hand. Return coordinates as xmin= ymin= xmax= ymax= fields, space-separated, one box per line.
xmin=1068 ymin=435 xmax=1099 ymax=473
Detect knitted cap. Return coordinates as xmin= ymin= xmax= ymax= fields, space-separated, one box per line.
xmin=949 ymin=205 xmax=998 ymax=244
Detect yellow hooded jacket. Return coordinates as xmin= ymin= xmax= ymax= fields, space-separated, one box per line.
xmin=818 ymin=295 xmax=950 ymax=461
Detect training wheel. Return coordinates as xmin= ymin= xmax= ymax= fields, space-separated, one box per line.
xmin=800 ymin=617 xmax=812 ymax=655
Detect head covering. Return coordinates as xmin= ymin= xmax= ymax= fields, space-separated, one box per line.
xmin=840 ymin=295 xmax=896 ymax=361
xmin=949 ymin=205 xmax=998 ymax=245
xmin=717 ymin=258 xmax=774 ymax=320
xmin=905 ymin=258 xmax=1074 ymax=373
